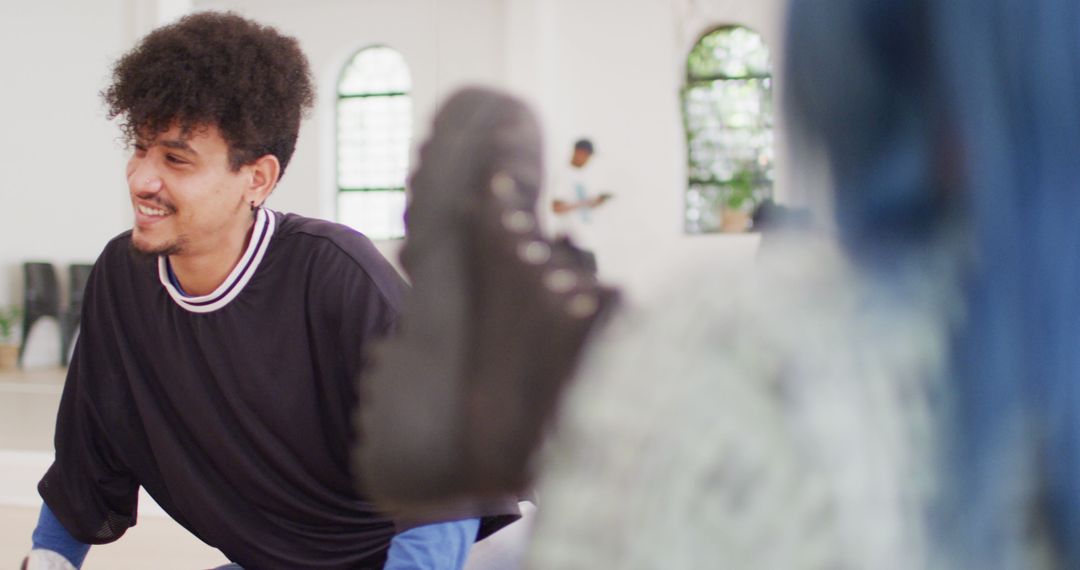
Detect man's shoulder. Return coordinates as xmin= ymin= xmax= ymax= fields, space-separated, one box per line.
xmin=103 ymin=230 xmax=134 ymax=251
xmin=76 ymin=230 xmax=160 ymax=300
xmin=96 ymin=230 xmax=140 ymax=268
xmin=270 ymin=211 xmax=405 ymax=292
xmin=275 ymin=211 xmax=360 ymax=239
xmin=273 ymin=212 xmax=384 ymax=260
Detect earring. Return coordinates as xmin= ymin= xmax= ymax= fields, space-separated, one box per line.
xmin=250 ymin=200 xmax=257 ymax=212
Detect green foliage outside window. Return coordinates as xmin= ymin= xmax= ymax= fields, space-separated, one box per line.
xmin=0 ymin=305 xmax=21 ymax=344
xmin=684 ymin=26 xmax=774 ymax=233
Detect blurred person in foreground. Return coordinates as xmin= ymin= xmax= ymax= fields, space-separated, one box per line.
xmin=525 ymin=0 xmax=1080 ymax=567
xmin=359 ymin=0 xmax=1080 ymax=568
xmin=356 ymin=86 xmax=617 ymax=512
xmin=355 ymin=87 xmax=618 ymax=570
xmin=23 ymin=12 xmax=515 ymax=570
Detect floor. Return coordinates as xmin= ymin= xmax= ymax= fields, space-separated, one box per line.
xmin=0 ymin=366 xmax=229 ymax=569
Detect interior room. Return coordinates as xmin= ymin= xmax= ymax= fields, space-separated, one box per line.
xmin=1 ymin=1 xmax=799 ymax=565
xmin=13 ymin=0 xmax=1066 ymax=567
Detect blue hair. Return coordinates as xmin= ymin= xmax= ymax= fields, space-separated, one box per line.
xmin=786 ymin=0 xmax=1080 ymax=565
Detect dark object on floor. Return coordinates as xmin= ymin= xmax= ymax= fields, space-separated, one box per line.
xmin=19 ymin=262 xmax=61 ymax=367
xmin=355 ymin=87 xmax=618 ymax=509
xmin=752 ymin=199 xmax=813 ymax=234
xmin=61 ymin=263 xmax=94 ymax=365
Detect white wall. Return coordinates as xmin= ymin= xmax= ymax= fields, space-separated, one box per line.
xmin=0 ymin=0 xmax=789 ymax=313
xmin=201 ymin=0 xmax=786 ymax=299
xmin=0 ymin=0 xmax=138 ymax=317
xmin=505 ymin=0 xmax=783 ymax=299
xmin=0 ymin=0 xmax=196 ymax=358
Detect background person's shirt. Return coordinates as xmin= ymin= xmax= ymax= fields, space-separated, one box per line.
xmin=549 ymin=162 xmax=605 ymax=250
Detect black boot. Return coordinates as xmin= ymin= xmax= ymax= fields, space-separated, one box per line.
xmin=354 ymin=86 xmax=618 ymax=508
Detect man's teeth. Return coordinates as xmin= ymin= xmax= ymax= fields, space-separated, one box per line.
xmin=138 ymin=204 xmax=169 ymax=216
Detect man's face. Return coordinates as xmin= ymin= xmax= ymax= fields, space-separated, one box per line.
xmin=571 ymin=148 xmax=592 ymax=168
xmin=126 ymin=124 xmax=252 ymax=257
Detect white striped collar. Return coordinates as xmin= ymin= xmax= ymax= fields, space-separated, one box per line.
xmin=157 ymin=208 xmax=277 ymax=313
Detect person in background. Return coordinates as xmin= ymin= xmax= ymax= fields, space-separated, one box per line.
xmin=23 ymin=12 xmax=515 ymax=570
xmin=550 ymin=138 xmax=613 ymax=274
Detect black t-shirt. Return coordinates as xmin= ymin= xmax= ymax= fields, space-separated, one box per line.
xmin=39 ymin=210 xmax=514 ymax=568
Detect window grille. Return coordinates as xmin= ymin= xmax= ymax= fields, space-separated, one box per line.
xmin=683 ymin=26 xmax=774 ymax=233
xmin=336 ymin=46 xmax=412 ymax=240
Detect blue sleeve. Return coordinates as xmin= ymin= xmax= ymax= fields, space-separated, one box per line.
xmin=32 ymin=503 xmax=91 ymax=568
xmin=384 ymin=518 xmax=480 ymax=570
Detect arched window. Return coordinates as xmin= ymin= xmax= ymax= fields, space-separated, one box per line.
xmin=336 ymin=46 xmax=412 ymax=240
xmin=683 ymin=26 xmax=773 ymax=233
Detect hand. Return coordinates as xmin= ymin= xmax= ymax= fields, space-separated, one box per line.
xmin=592 ymin=193 xmax=613 ymax=207
xmin=22 ymin=550 xmax=77 ymax=570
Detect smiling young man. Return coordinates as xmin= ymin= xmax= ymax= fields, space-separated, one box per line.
xmin=23 ymin=12 xmax=515 ymax=570
xmin=128 ymin=122 xmax=277 ymax=295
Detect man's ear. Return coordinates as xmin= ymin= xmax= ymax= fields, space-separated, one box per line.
xmin=247 ymin=154 xmax=281 ymax=207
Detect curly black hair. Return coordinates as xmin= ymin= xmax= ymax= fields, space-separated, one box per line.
xmin=103 ymin=11 xmax=315 ymax=176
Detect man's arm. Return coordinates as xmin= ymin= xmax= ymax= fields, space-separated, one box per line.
xmin=384 ymin=518 xmax=480 ymax=570
xmin=552 ymin=193 xmax=612 ymax=214
xmin=24 ymin=504 xmax=91 ymax=569
xmin=37 ymin=252 xmax=140 ymax=546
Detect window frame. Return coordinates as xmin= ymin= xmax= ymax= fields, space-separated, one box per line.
xmin=682 ymin=25 xmax=775 ymax=234
xmin=335 ymin=45 xmax=412 ymax=240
